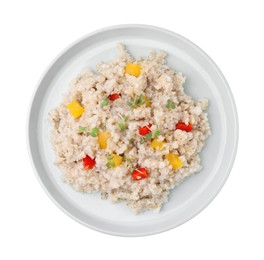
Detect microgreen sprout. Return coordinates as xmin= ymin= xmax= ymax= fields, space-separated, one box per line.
xmin=118 ymin=113 xmax=129 ymax=131
xmin=100 ymin=95 xmax=109 ymax=108
xmin=154 ymin=128 xmax=161 ymax=138
xmin=106 ymin=162 xmax=115 ymax=167
xmin=90 ymin=127 xmax=99 ymax=137
xmin=106 ymin=155 xmax=115 ymax=167
xmin=145 ymin=133 xmax=152 ymax=140
xmin=79 ymin=126 xmax=86 ymax=134
xmin=166 ymin=99 xmax=176 ymax=109
xmin=128 ymin=95 xmax=152 ymax=108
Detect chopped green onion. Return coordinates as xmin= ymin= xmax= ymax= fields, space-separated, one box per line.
xmin=90 ymin=127 xmax=99 ymax=137
xmin=124 ymin=157 xmax=132 ymax=162
xmin=124 ymin=117 xmax=129 ymax=122
xmin=79 ymin=126 xmax=86 ymax=133
xmin=118 ymin=123 xmax=126 ymax=131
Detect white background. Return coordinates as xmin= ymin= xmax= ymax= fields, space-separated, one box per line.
xmin=0 ymin=0 xmax=263 ymax=259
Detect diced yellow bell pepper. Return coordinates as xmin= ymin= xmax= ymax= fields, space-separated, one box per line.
xmin=98 ymin=131 xmax=110 ymax=149
xmin=166 ymin=153 xmax=183 ymax=169
xmin=125 ymin=63 xmax=141 ymax=77
xmin=107 ymin=154 xmax=123 ymax=168
xmin=151 ymin=138 xmax=165 ymax=150
xmin=67 ymin=100 xmax=85 ymax=118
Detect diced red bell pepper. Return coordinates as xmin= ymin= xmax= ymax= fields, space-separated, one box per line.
xmin=132 ymin=168 xmax=149 ymax=180
xmin=138 ymin=124 xmax=152 ymax=135
xmin=83 ymin=155 xmax=96 ymax=170
xmin=108 ymin=93 xmax=120 ymax=101
xmin=175 ymin=122 xmax=193 ymax=132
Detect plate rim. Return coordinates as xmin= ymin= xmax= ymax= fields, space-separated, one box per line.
xmin=27 ymin=24 xmax=239 ymax=236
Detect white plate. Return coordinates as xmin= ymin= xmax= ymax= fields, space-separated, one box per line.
xmin=27 ymin=25 xmax=238 ymax=236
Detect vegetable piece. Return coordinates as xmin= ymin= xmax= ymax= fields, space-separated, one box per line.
xmin=108 ymin=93 xmax=120 ymax=101
xmin=67 ymin=100 xmax=85 ymax=118
xmin=125 ymin=63 xmax=141 ymax=77
xmin=79 ymin=126 xmax=86 ymax=134
xmin=132 ymin=168 xmax=149 ymax=181
xmin=106 ymin=162 xmax=115 ymax=167
xmin=165 ymin=153 xmax=183 ymax=169
xmin=175 ymin=122 xmax=193 ymax=132
xmin=139 ymin=95 xmax=146 ymax=105
xmin=128 ymin=95 xmax=151 ymax=109
xmin=100 ymin=96 xmax=109 ymax=108
xmin=138 ymin=124 xmax=152 ymax=136
xmin=117 ymin=114 xmax=128 ymax=131
xmin=98 ymin=131 xmax=110 ymax=149
xmin=90 ymin=127 xmax=99 ymax=137
xmin=83 ymin=155 xmax=96 ymax=170
xmin=154 ymin=129 xmax=161 ymax=138
xmin=151 ymin=138 xmax=165 ymax=150
xmin=145 ymin=133 xmax=152 ymax=141
xmin=166 ymin=99 xmax=176 ymax=109
xmin=118 ymin=123 xmax=126 ymax=131
xmin=106 ymin=154 xmax=123 ymax=168
xmin=140 ymin=95 xmax=152 ymax=107
xmin=128 ymin=96 xmax=141 ymax=108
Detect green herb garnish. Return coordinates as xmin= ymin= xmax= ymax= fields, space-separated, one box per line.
xmin=128 ymin=95 xmax=151 ymax=108
xmin=106 ymin=162 xmax=115 ymax=167
xmin=140 ymin=139 xmax=145 ymax=144
xmin=79 ymin=126 xmax=86 ymax=133
xmin=128 ymin=97 xmax=138 ymax=108
xmin=117 ymin=114 xmax=129 ymax=131
xmin=118 ymin=123 xmax=126 ymax=131
xmin=139 ymin=94 xmax=146 ymax=104
xmin=106 ymin=155 xmax=115 ymax=167
xmin=90 ymin=127 xmax=99 ymax=137
xmin=124 ymin=157 xmax=132 ymax=162
xmin=146 ymin=133 xmax=152 ymax=140
xmin=100 ymin=96 xmax=109 ymax=108
xmin=166 ymin=99 xmax=176 ymax=109
xmin=154 ymin=129 xmax=161 ymax=138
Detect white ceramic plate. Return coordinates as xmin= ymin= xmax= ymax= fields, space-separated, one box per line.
xmin=27 ymin=25 xmax=238 ymax=236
